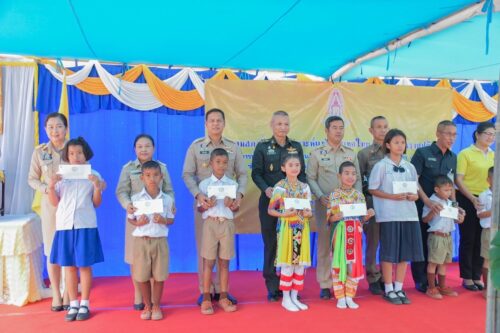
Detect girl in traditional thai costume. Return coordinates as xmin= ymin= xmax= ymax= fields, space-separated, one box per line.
xmin=268 ymin=154 xmax=312 ymax=312
xmin=327 ymin=161 xmax=375 ymax=309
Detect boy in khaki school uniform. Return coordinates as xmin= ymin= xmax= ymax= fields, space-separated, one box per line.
xmin=197 ymin=148 xmax=239 ymax=315
xmin=127 ymin=161 xmax=174 ymax=321
xmin=422 ymin=175 xmax=464 ymax=300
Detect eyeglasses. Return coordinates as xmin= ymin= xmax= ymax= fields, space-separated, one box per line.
xmin=393 ymin=166 xmax=405 ymax=173
xmin=480 ymin=132 xmax=495 ymax=138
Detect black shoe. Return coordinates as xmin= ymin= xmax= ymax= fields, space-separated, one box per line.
xmin=62 ymin=304 xmax=70 ymax=311
xmin=473 ymin=281 xmax=485 ymax=290
xmin=369 ymin=282 xmax=383 ymax=295
xmin=396 ymin=290 xmax=411 ymax=304
xmin=320 ymin=288 xmax=332 ymax=300
xmin=51 ymin=305 xmax=64 ymax=312
xmin=267 ymin=291 xmax=279 ymax=302
xmin=382 ymin=291 xmax=402 ymax=305
xmin=462 ymin=282 xmax=479 ymax=291
xmin=65 ymin=307 xmax=79 ymax=322
xmin=76 ymin=306 xmax=90 ymax=321
xmin=133 ymin=302 xmax=145 ymax=311
xmin=415 ymin=282 xmax=428 ymax=293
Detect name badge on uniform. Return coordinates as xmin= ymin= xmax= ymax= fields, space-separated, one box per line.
xmin=42 ymin=152 xmax=52 ymax=161
xmin=200 ymin=150 xmax=210 ymax=155
xmin=321 ymin=158 xmax=330 ymax=162
xmin=428 ymin=157 xmax=437 ymax=162
xmin=130 ymin=170 xmax=142 ymax=175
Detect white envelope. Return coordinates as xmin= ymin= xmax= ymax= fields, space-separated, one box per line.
xmin=339 ymin=203 xmax=367 ymax=217
xmin=133 ymin=199 xmax=164 ymax=216
xmin=393 ymin=181 xmax=418 ymax=194
xmin=284 ymin=198 xmax=311 ymax=210
xmin=207 ymin=185 xmax=237 ymax=199
xmin=440 ymin=206 xmax=459 ymax=219
xmin=58 ymin=164 xmax=91 ymax=180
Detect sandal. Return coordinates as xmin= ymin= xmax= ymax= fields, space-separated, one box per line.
xmin=200 ymin=300 xmax=214 ymax=315
xmin=218 ymin=298 xmax=237 ymax=312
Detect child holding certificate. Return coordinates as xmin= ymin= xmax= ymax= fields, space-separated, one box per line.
xmin=369 ymin=129 xmax=423 ymax=305
xmin=477 ymin=166 xmax=494 ymax=298
xmin=47 ymin=137 xmax=104 ymax=322
xmin=127 ymin=160 xmax=174 ymax=320
xmin=327 ymin=161 xmax=375 ymax=309
xmin=268 ymin=154 xmax=312 ymax=312
xmin=422 ymin=176 xmax=464 ymax=300
xmin=197 ymin=148 xmax=239 ymax=315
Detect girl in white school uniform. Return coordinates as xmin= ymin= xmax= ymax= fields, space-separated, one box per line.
xmin=368 ymin=129 xmax=424 ymax=305
xmin=48 ymin=137 xmax=104 ymax=321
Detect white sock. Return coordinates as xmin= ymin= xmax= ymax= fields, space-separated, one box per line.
xmin=345 ymin=297 xmax=359 ymax=309
xmin=281 ymin=291 xmax=299 ymax=312
xmin=68 ymin=300 xmax=79 ymax=314
xmin=384 ymin=283 xmax=394 ymax=294
xmin=394 ymin=282 xmax=403 ymax=292
xmin=290 ymin=290 xmax=308 ymax=310
xmin=336 ymin=297 xmax=347 ymax=309
xmin=79 ymin=299 xmax=89 ymax=312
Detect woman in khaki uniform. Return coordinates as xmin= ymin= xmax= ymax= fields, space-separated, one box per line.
xmin=28 ymin=112 xmax=69 ymax=311
xmin=115 ymin=134 xmax=174 ymax=310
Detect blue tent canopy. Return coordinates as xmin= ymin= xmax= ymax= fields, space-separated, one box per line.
xmin=0 ymin=0 xmax=479 ymax=78
xmin=342 ymin=12 xmax=500 ymax=81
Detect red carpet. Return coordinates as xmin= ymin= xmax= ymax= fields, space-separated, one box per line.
xmin=0 ymin=264 xmax=485 ymax=333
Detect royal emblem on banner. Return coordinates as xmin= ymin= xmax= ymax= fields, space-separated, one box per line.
xmin=327 ymin=88 xmax=345 ymax=118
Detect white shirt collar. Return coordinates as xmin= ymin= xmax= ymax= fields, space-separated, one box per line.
xmin=210 ymin=174 xmax=229 ymax=183
xmin=137 ymin=187 xmax=164 ymax=200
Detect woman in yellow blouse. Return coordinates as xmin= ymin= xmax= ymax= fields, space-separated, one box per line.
xmin=455 ymin=121 xmax=495 ymax=291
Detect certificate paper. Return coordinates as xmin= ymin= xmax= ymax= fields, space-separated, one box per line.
xmin=58 ymin=164 xmax=91 ymax=180
xmin=440 ymin=206 xmax=459 ymax=219
xmin=133 ymin=199 xmax=164 ymax=216
xmin=284 ymin=198 xmax=311 ymax=210
xmin=392 ymin=181 xmax=418 ymax=194
xmin=339 ymin=203 xmax=367 ymax=217
xmin=207 ymin=185 xmax=237 ymax=199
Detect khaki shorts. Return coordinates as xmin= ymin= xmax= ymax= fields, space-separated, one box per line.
xmin=133 ymin=236 xmax=169 ymax=282
xmin=481 ymin=228 xmax=491 ymax=260
xmin=201 ymin=218 xmax=235 ymax=260
xmin=427 ymin=233 xmax=453 ymax=264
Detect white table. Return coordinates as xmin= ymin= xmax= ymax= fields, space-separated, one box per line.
xmin=0 ymin=214 xmax=49 ymax=306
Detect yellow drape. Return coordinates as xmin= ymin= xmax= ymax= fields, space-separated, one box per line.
xmin=296 ymin=74 xmax=312 ymax=81
xmin=436 ymin=80 xmax=496 ymax=122
xmin=141 ymin=65 xmax=204 ymax=110
xmin=364 ymin=77 xmax=385 ymax=85
xmin=58 ymin=76 xmax=70 ymax=138
xmin=210 ymin=69 xmax=241 ymax=80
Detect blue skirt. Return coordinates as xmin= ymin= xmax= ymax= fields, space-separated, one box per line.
xmin=50 ymin=228 xmax=104 ymax=267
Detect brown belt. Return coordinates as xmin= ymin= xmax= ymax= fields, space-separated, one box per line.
xmin=432 ymin=231 xmax=450 ymax=237
xmin=138 ymin=236 xmax=163 ymax=240
xmin=207 ymin=216 xmax=229 ymax=222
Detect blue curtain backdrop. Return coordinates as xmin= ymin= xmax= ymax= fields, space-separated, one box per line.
xmin=36 ymin=66 xmax=497 ymax=277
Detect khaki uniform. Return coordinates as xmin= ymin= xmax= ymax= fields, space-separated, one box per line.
xmin=306 ymin=143 xmax=361 ymax=289
xmin=357 ymin=142 xmax=385 ymax=284
xmin=28 ymin=142 xmax=65 ymax=256
xmin=115 ymin=159 xmax=174 ymax=264
xmin=182 ymin=136 xmax=247 ymax=293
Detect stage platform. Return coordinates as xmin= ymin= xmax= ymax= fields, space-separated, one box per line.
xmin=0 ymin=264 xmax=486 ymax=333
